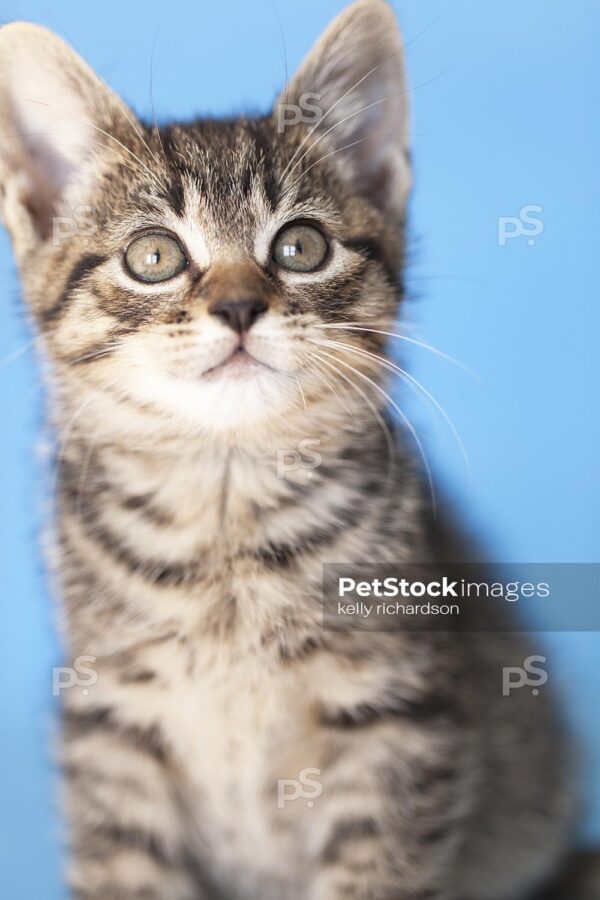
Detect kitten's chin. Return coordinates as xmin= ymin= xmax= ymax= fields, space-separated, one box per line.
xmin=129 ymin=365 xmax=296 ymax=434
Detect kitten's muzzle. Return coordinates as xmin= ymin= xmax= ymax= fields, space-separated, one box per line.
xmin=209 ymin=297 xmax=268 ymax=335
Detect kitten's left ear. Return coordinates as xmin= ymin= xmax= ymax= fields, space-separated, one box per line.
xmin=0 ymin=22 xmax=140 ymax=250
xmin=276 ymin=0 xmax=411 ymax=219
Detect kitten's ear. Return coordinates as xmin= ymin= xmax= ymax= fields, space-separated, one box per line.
xmin=0 ymin=23 xmax=138 ymax=247
xmin=276 ymin=0 xmax=411 ymax=218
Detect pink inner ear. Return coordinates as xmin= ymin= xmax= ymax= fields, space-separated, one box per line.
xmin=15 ymin=129 xmax=75 ymax=238
xmin=0 ymin=24 xmax=139 ymax=247
xmin=275 ymin=1 xmax=411 ymax=218
xmin=0 ymin=41 xmax=110 ymax=240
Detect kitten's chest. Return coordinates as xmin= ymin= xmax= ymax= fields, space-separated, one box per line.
xmin=163 ymin=640 xmax=324 ymax=895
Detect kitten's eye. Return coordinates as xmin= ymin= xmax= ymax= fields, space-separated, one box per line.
xmin=272 ymin=223 xmax=328 ymax=273
xmin=125 ymin=232 xmax=187 ymax=283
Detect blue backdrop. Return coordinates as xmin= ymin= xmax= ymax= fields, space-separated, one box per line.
xmin=1 ymin=1 xmax=598 ymax=897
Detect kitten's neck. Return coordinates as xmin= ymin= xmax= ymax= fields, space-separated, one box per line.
xmin=55 ymin=376 xmax=399 ymax=540
xmin=62 ymin=416 xmax=394 ymax=539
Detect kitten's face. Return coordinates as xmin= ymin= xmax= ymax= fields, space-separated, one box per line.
xmin=0 ymin=0 xmax=411 ymax=439
xmin=34 ymin=119 xmax=402 ymax=434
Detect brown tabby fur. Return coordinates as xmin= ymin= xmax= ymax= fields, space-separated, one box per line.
xmin=0 ymin=2 xmax=582 ymax=898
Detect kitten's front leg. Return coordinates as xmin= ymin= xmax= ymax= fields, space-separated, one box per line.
xmin=309 ymin=796 xmax=460 ymax=900
xmin=62 ymin=705 xmax=201 ymax=900
xmin=312 ymin=858 xmax=455 ymax=900
xmin=307 ymin=715 xmax=468 ymax=900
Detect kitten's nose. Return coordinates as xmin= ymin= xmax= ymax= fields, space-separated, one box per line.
xmin=210 ymin=297 xmax=267 ymax=335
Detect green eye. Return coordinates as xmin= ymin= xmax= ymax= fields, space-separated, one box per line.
xmin=272 ymin=223 xmax=328 ymax=273
xmin=125 ymin=232 xmax=187 ymax=283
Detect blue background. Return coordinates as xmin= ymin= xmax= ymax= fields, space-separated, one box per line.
xmin=1 ymin=1 xmax=598 ymax=896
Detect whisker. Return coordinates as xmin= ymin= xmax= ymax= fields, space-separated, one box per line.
xmin=24 ymin=98 xmax=165 ymax=190
xmin=149 ymin=29 xmax=169 ymax=169
xmin=0 ymin=337 xmax=39 ymax=369
xmin=266 ymin=0 xmax=290 ymax=102
xmin=29 ymin=0 xmax=163 ymax=171
xmin=282 ymin=96 xmax=401 ymax=186
xmin=309 ymin=358 xmax=358 ymax=422
xmin=295 ymin=375 xmax=307 ymax=412
xmin=116 ymin=107 xmax=163 ymax=177
xmin=283 ymin=138 xmax=369 ymax=195
xmin=314 ymin=337 xmax=470 ymax=478
xmin=9 ymin=130 xmax=160 ymax=187
xmin=279 ymin=7 xmax=443 ymax=185
xmin=279 ymin=43 xmax=405 ymax=184
xmin=316 ymin=323 xmax=479 ymax=379
xmin=280 ymin=70 xmax=444 ymax=190
xmin=313 ymin=350 xmax=396 ymax=490
xmin=83 ymin=135 xmax=160 ymax=183
xmin=316 ymin=347 xmax=436 ymax=515
xmin=65 ymin=341 xmax=124 ymax=367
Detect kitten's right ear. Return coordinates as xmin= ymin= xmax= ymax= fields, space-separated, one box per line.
xmin=276 ymin=0 xmax=411 ymax=221
xmin=0 ymin=23 xmax=138 ymax=251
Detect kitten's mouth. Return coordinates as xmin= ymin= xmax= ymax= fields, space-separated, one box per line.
xmin=202 ymin=348 xmax=272 ymax=381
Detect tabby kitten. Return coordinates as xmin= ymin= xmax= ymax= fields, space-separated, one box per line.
xmin=0 ymin=2 xmax=574 ymax=898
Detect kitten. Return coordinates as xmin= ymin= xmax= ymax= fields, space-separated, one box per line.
xmin=0 ymin=1 xmax=578 ymax=898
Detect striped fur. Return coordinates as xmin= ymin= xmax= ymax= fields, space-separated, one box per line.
xmin=0 ymin=2 xmax=575 ymax=898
